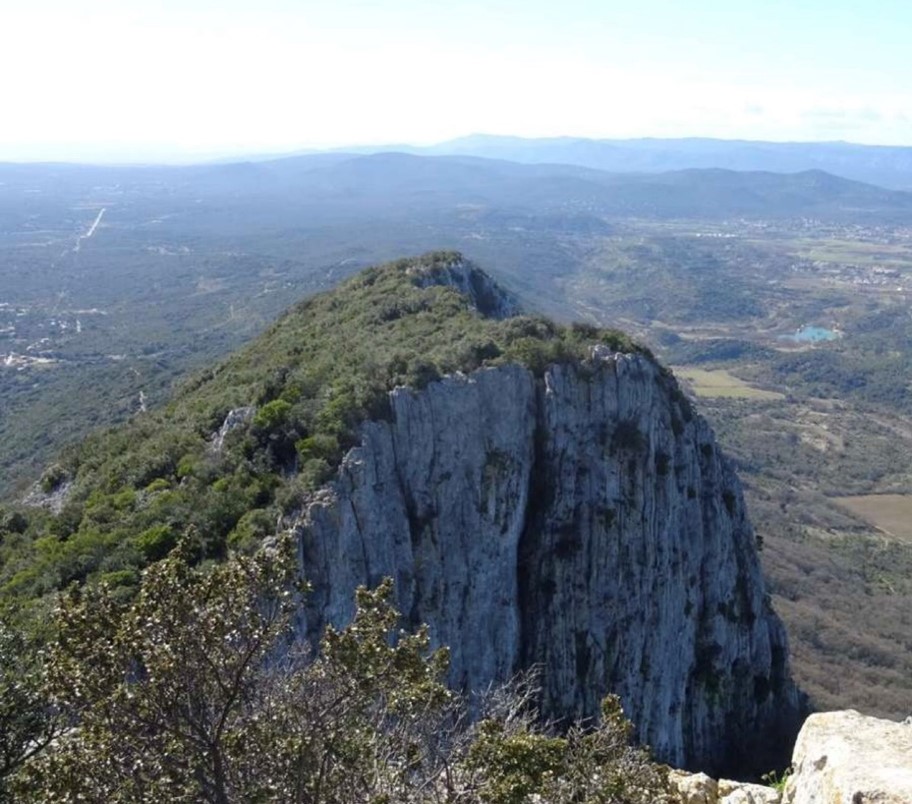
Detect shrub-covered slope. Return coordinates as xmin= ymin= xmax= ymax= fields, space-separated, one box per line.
xmin=0 ymin=252 xmax=644 ymax=608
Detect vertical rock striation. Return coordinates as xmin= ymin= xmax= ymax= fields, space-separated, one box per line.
xmin=294 ymin=349 xmax=800 ymax=776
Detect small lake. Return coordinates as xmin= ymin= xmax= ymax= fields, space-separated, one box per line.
xmin=780 ymin=326 xmax=840 ymax=343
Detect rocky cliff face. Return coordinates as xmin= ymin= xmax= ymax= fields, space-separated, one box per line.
xmin=407 ymin=256 xmax=522 ymax=319
xmin=293 ymin=347 xmax=800 ymax=776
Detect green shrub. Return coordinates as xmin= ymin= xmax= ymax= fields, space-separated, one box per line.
xmin=467 ymin=720 xmax=566 ymax=804
xmin=98 ymin=568 xmax=139 ymax=589
xmin=227 ymin=509 xmax=275 ymax=553
xmin=0 ymin=253 xmax=651 ymax=610
xmin=253 ymin=399 xmax=293 ymax=431
xmin=133 ymin=525 xmax=177 ymax=562
xmin=176 ymin=451 xmax=207 ymax=481
xmin=39 ymin=465 xmax=68 ymax=494
xmin=144 ymin=478 xmax=171 ymax=493
xmin=0 ymin=509 xmax=29 ymax=535
xmin=296 ymin=433 xmax=340 ymax=463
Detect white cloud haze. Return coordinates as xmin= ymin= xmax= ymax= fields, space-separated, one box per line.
xmin=1 ymin=0 xmax=910 ymax=161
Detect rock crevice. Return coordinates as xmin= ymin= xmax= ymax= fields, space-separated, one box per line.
xmin=294 ymin=350 xmax=800 ymax=775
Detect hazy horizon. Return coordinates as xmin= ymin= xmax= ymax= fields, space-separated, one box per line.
xmin=4 ymin=132 xmax=912 ymax=167
xmin=3 ymin=0 xmax=911 ymax=163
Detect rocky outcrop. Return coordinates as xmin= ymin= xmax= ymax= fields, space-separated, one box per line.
xmin=782 ymin=710 xmax=912 ymax=803
xmin=717 ymin=779 xmax=780 ymax=804
xmin=669 ymin=770 xmax=719 ymax=803
xmin=22 ymin=474 xmax=72 ymax=515
xmin=407 ymin=257 xmax=521 ymax=319
xmin=669 ymin=772 xmax=780 ymax=804
xmin=670 ymin=709 xmax=912 ymax=802
xmin=293 ymin=349 xmax=800 ymax=775
xmin=211 ymin=406 xmax=255 ymax=452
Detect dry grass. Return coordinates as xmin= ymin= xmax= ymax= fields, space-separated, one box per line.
xmin=833 ymin=495 xmax=912 ymax=542
xmin=673 ymin=367 xmax=784 ymax=400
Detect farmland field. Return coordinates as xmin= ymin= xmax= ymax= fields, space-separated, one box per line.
xmin=672 ymin=367 xmax=784 ymax=400
xmin=3 ymin=156 xmax=912 ymax=721
xmin=834 ymin=494 xmax=912 ymax=541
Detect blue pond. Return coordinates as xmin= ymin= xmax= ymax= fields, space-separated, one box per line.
xmin=780 ymin=326 xmax=840 ymax=343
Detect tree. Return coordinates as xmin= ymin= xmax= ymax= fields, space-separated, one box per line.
xmin=11 ymin=536 xmax=460 ymax=802
xmin=11 ymin=535 xmax=671 ymax=803
xmin=0 ymin=618 xmax=61 ymax=803
xmin=464 ymin=682 xmax=671 ymax=804
xmin=13 ymin=535 xmax=302 ymax=802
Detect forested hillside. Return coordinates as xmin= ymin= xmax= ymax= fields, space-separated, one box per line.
xmin=0 ymin=253 xmax=642 ymax=613
xmin=3 ymin=151 xmax=912 ymax=725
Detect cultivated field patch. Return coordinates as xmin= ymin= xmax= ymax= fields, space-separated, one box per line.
xmin=673 ymin=367 xmax=784 ymax=400
xmin=834 ymin=494 xmax=912 ymax=541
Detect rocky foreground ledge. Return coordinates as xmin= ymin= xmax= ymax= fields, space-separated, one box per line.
xmin=670 ymin=710 xmax=912 ymax=803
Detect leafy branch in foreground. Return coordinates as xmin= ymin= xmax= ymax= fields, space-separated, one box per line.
xmin=8 ymin=536 xmax=670 ymax=803
xmin=464 ymin=685 xmax=671 ymax=804
xmin=0 ymin=618 xmax=62 ymax=803
xmin=11 ymin=534 xmax=302 ymax=802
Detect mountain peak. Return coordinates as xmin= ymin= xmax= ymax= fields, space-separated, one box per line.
xmin=403 ymin=251 xmax=521 ymax=319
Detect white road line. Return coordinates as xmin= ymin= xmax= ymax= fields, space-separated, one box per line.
xmin=73 ymin=208 xmax=106 ymax=252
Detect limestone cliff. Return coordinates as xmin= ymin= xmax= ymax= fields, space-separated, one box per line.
xmin=293 ymin=347 xmax=801 ymax=776
xmin=407 ymin=256 xmax=521 ymax=319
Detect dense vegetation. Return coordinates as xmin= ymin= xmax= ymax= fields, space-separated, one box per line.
xmin=695 ymin=393 xmax=912 ymax=718
xmin=556 ymin=218 xmax=912 ymax=718
xmin=0 ymin=535 xmax=672 ymax=803
xmin=4 ymin=148 xmax=912 ymax=727
xmin=2 ymin=152 xmax=910 ymax=496
xmin=0 ymin=252 xmax=643 ymax=614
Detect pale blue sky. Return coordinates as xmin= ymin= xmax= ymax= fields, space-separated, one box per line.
xmin=1 ymin=0 xmax=910 ymax=161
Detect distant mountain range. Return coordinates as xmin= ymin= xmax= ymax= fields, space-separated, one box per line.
xmin=5 ymin=151 xmax=911 ymax=226
xmin=9 ymin=136 xmax=912 ymax=192
xmin=429 ymin=135 xmax=912 ymax=191
xmin=320 ymin=134 xmax=912 ymax=192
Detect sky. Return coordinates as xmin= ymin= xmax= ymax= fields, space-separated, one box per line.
xmin=1 ymin=0 xmax=910 ymax=162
